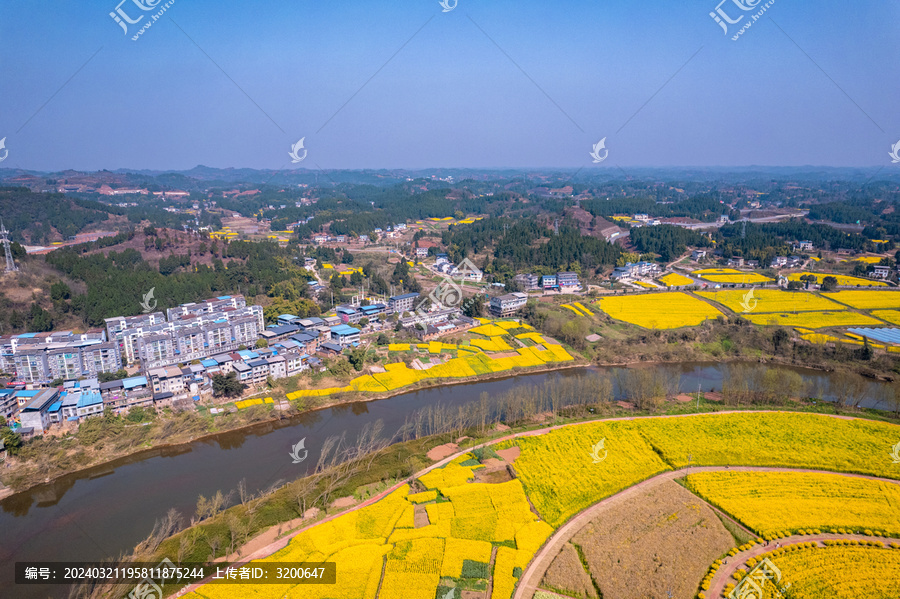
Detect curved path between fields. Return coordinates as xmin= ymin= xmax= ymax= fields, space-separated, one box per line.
xmin=175 ymin=410 xmax=898 ymax=597
xmin=705 ymin=533 xmax=900 ymax=598
xmin=511 ymin=466 xmax=900 ymax=599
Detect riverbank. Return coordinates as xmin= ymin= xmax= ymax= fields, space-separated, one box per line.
xmin=6 ymin=364 xmax=900 ymax=599
xmin=170 ymin=411 xmax=900 ymax=599
xmin=0 ymin=357 xmax=588 ymax=499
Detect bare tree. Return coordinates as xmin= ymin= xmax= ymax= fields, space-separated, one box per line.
xmin=238 ymin=478 xmax=253 ymax=506
xmin=290 ymin=476 xmax=318 ymax=517
xmin=176 ymin=530 xmax=196 ymax=565
xmin=134 ymin=508 xmax=182 ymax=557
xmin=830 ymin=370 xmax=869 ymax=409
xmin=225 ymin=512 xmax=247 ymax=556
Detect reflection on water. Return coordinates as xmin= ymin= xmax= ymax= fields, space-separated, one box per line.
xmin=0 ymin=362 xmax=894 ymax=598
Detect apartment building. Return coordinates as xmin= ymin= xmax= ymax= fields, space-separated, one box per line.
xmin=0 ymin=331 xmax=122 ymax=384
xmin=105 ymin=297 xmax=264 ymax=370
xmin=389 ymin=292 xmax=420 ymax=313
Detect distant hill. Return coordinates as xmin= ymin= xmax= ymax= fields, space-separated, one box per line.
xmin=0 ymin=187 xmax=116 ymax=245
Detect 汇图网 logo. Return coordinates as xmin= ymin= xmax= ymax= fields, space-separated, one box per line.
xmin=739 ymin=288 xmax=757 ymax=313
xmin=589 ymin=438 xmax=608 ymax=464
xmin=140 ymin=288 xmax=157 ymax=313
xmin=589 ymin=138 xmax=608 ymax=164
xmin=289 ymin=138 xmax=308 ymax=163
xmin=290 ymin=438 xmax=308 ymax=464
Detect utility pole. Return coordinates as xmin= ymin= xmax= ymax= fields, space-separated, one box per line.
xmin=1 ymin=219 xmax=18 ymax=272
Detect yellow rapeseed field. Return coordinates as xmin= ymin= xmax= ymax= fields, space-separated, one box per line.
xmin=698 ymin=273 xmax=774 ymax=284
xmin=683 ymin=471 xmax=900 ymax=537
xmin=188 ymin=454 xmax=554 ymax=599
xmin=742 ymin=311 xmax=883 ymax=328
xmin=469 ymin=323 xmax=509 ymax=337
xmin=659 ymin=272 xmax=695 ymax=287
xmin=823 ymin=290 xmax=900 ymax=310
xmin=506 ymin=412 xmax=900 ymax=529
xmin=790 ymin=272 xmax=888 ymax=287
xmin=495 ymin=320 xmax=531 ymax=330
xmin=638 ymin=412 xmax=900 ymax=479
xmin=693 ymin=268 xmax=744 ymax=274
xmin=496 ymin=420 xmax=672 ymax=527
xmin=871 ymin=310 xmax=900 ymax=325
xmin=770 ymin=546 xmax=900 ymax=599
xmin=562 ymin=304 xmax=585 ymax=316
xmin=595 ymin=292 xmax=723 ymax=329
xmin=573 ymin=302 xmax=592 ymax=315
xmin=697 ymin=289 xmax=847 ymax=313
xmin=633 ymin=281 xmax=657 ymax=289
xmin=855 ymin=256 xmax=884 ymax=263
xmin=470 ymin=337 xmax=513 ymax=352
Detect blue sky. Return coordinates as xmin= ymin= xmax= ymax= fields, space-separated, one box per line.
xmin=0 ymin=0 xmax=897 ymax=170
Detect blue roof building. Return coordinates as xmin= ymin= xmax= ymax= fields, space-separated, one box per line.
xmin=123 ymin=376 xmax=149 ymax=390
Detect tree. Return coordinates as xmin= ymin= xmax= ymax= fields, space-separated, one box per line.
xmin=820 ymin=275 xmax=839 ymax=291
xmin=29 ymin=304 xmax=53 ymax=332
xmin=255 ymin=338 xmax=269 ymax=349
xmin=212 ymin=372 xmax=246 ymax=397
xmin=98 ymin=369 xmax=128 ymax=383
xmin=463 ymin=294 xmax=485 ymax=318
xmin=50 ymin=281 xmax=71 ymax=301
xmin=348 ymin=348 xmax=366 ymax=371
xmin=772 ymin=328 xmax=790 ymax=354
xmin=1 ymin=426 xmax=23 ymax=455
xmin=376 ymin=333 xmax=389 ymax=345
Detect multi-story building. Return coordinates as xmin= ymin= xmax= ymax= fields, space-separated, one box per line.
xmin=489 ymin=292 xmax=528 ymax=317
xmin=0 ymin=331 xmax=122 ymax=384
xmin=514 ymin=273 xmax=540 ymax=291
xmin=18 ymin=389 xmax=60 ymax=435
xmin=336 ymin=305 xmax=363 ymax=324
xmin=147 ymin=366 xmax=186 ymax=395
xmin=330 ymin=325 xmax=361 ymax=347
xmin=105 ymin=296 xmax=264 ymax=370
xmin=556 ymin=272 xmax=581 ymax=289
xmin=611 ymin=261 xmax=661 ymax=282
xmin=165 ymin=295 xmax=246 ymax=321
xmin=389 ymin=292 xmax=420 ymax=313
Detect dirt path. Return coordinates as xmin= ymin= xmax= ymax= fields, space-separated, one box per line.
xmin=512 ymin=466 xmax=900 ymax=599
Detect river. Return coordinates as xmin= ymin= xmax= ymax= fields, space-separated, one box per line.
xmin=1 ymin=362 xmax=894 ymax=597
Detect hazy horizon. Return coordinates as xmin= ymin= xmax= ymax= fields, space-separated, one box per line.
xmin=2 ymin=0 xmax=898 ymax=172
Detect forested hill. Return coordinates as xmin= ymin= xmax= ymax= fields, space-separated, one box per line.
xmin=0 ymin=187 xmax=116 ymax=245
xmin=441 ymin=218 xmax=623 ymax=273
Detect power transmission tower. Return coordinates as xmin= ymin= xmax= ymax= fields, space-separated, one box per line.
xmin=1 ymin=220 xmax=18 ymax=272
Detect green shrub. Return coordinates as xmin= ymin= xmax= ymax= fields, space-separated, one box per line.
xmin=460 ymin=559 xmax=490 ymax=579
